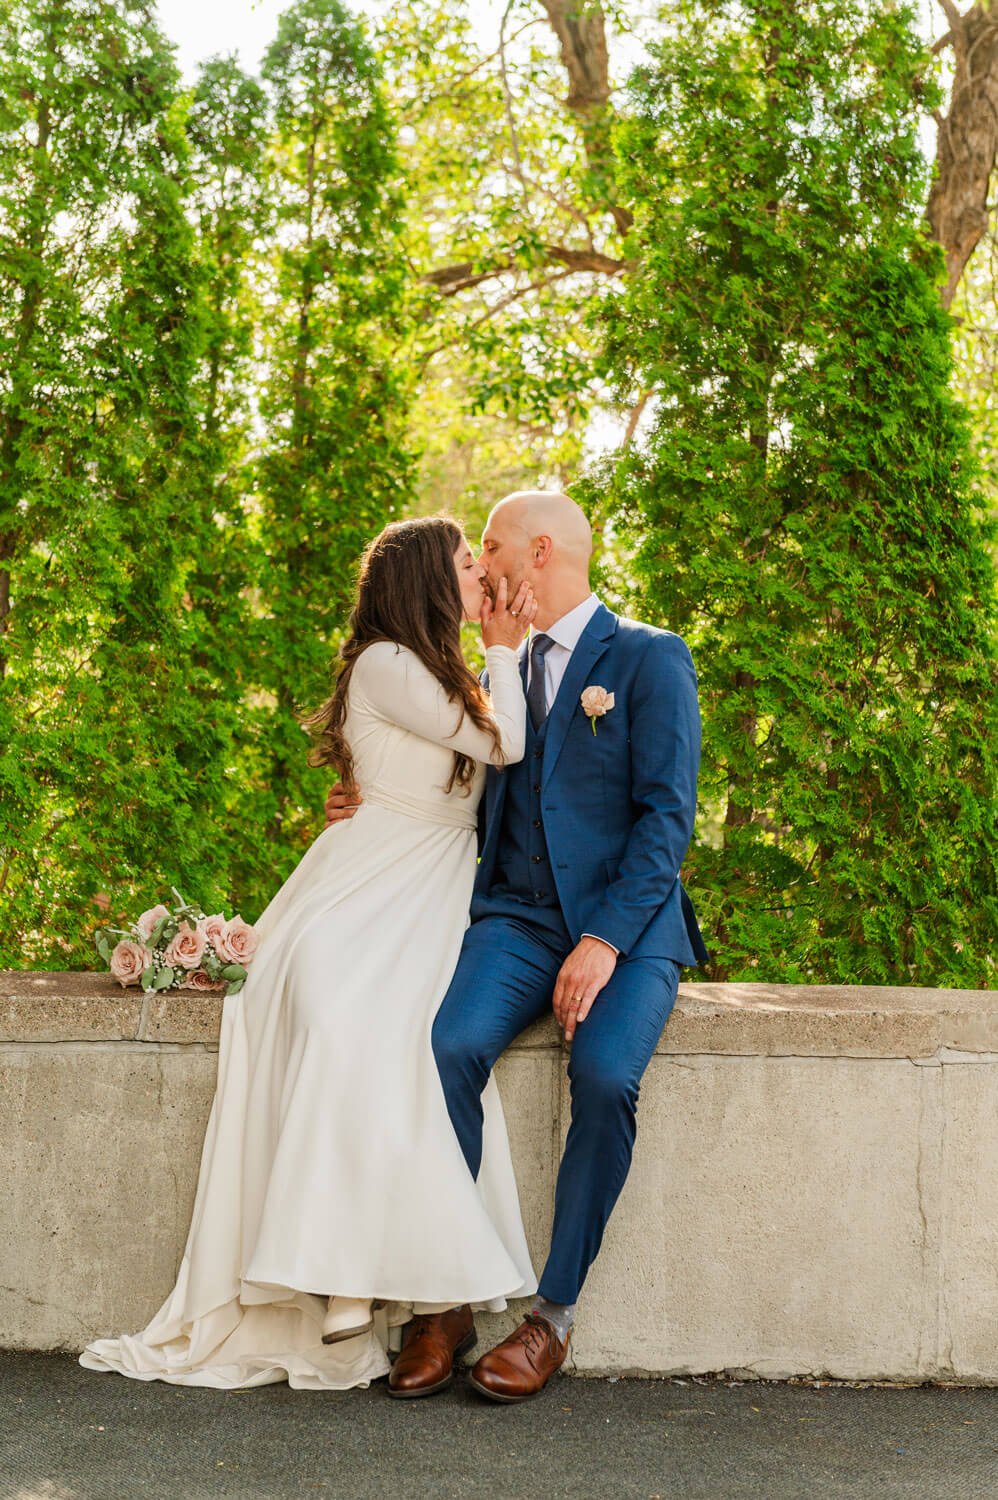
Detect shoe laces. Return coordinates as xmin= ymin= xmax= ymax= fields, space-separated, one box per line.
xmin=512 ymin=1313 xmax=555 ymax=1361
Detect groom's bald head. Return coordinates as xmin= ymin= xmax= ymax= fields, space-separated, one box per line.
xmin=493 ymin=491 xmax=592 ymax=563
xmin=479 ymin=490 xmax=594 ymax=628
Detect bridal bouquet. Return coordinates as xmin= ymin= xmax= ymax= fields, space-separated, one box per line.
xmin=95 ymin=888 xmax=258 ymax=996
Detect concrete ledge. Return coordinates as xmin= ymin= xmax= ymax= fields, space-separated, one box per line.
xmin=3 ymin=973 xmax=998 ymax=1382
xmin=5 ymin=970 xmax=995 ymax=1054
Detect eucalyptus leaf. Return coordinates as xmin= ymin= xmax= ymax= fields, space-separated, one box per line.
xmin=150 ymin=915 xmax=172 ymax=948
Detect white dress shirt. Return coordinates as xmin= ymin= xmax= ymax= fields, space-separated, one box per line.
xmin=526 ymin=593 xmax=601 ymax=709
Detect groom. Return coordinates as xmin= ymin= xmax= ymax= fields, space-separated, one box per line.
xmin=326 ymin=491 xmax=706 ymax=1401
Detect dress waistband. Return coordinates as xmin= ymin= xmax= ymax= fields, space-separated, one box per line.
xmin=361 ymin=783 xmax=479 ymax=832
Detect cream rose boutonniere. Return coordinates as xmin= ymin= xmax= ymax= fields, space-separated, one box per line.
xmin=581 ymin=685 xmax=615 ymax=735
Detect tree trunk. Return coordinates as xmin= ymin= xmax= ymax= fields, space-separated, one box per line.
xmin=539 ymin=0 xmax=632 ymax=233
xmin=0 ymin=563 xmax=10 ymax=681
xmin=926 ymin=1 xmax=998 ymax=308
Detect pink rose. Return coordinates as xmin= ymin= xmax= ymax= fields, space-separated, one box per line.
xmin=109 ymin=939 xmax=147 ymax=988
xmin=216 ymin=916 xmax=258 ymax=966
xmin=163 ymin=923 xmax=207 ymax=971
xmin=183 ymin=969 xmax=226 ymax=991
xmin=580 ymin=685 xmax=615 ymax=718
xmin=136 ymin=903 xmax=170 ymax=941
xmin=203 ymin=914 xmax=227 ymax=951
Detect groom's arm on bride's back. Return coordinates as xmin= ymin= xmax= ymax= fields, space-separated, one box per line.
xmin=586 ymin=631 xmax=701 ymax=957
xmin=325 ymin=781 xmax=362 ymax=829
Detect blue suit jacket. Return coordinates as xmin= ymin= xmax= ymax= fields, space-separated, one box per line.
xmin=479 ymin=604 xmax=707 ymax=966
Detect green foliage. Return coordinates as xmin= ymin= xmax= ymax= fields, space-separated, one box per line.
xmin=0 ymin=0 xmax=236 ymax=966
xmin=248 ymin=0 xmax=413 ymax=875
xmin=374 ymin=0 xmax=627 ymax=518
xmin=0 ymin=0 xmax=413 ymax=967
xmin=948 ymin=246 xmax=998 ymax=524
xmin=3 ymin=0 xmax=995 ymax=987
xmin=587 ymin=0 xmax=997 ymax=983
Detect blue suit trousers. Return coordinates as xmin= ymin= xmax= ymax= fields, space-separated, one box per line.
xmin=431 ymin=910 xmax=680 ymax=1305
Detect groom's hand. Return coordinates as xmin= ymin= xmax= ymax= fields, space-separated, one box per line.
xmin=553 ymin=937 xmax=618 ymax=1041
xmin=324 ymin=784 xmax=363 ymax=828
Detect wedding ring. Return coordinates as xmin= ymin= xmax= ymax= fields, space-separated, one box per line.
xmin=510 ymin=609 xmax=519 ymax=616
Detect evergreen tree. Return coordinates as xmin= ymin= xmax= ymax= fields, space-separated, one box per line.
xmin=590 ymin=0 xmax=997 ymax=984
xmin=181 ymin=57 xmax=275 ymax=912
xmin=0 ymin=0 xmax=229 ymax=966
xmin=251 ymin=0 xmax=413 ymax=858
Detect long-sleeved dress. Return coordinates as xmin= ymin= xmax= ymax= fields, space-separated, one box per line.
xmin=80 ymin=642 xmax=536 ymax=1389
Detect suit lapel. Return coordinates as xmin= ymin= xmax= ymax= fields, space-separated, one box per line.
xmin=542 ymin=605 xmax=617 ymax=788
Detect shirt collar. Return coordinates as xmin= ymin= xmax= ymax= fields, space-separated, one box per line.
xmin=542 ymin=593 xmax=601 ymax=653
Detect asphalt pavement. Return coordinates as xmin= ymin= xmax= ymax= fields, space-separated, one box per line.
xmin=2 ymin=1352 xmax=996 ymax=1500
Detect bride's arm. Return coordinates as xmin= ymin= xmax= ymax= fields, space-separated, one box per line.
xmin=480 ymin=644 xmax=527 ymax=763
xmin=355 ymin=642 xmax=526 ymax=767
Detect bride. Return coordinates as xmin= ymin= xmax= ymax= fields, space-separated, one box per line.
xmin=81 ymin=515 xmax=539 ymax=1391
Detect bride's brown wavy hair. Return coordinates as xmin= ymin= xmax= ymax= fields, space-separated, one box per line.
xmin=301 ymin=516 xmax=502 ymax=795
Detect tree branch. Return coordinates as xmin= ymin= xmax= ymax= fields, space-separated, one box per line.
xmin=501 ymin=159 xmax=597 ymax=246
xmin=622 ymin=391 xmax=651 ymax=447
xmin=423 ymin=260 xmax=514 ymax=294
xmin=423 ymin=244 xmax=630 ymax=295
xmin=498 ymin=0 xmax=527 ymax=196
xmin=545 ymin=244 xmax=631 ymax=274
xmin=936 ymin=0 xmax=967 ymax=32
xmin=421 ymin=268 xmax=579 ymax=363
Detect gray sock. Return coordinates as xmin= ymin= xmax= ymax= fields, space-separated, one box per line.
xmin=531 ymin=1296 xmax=574 ymax=1342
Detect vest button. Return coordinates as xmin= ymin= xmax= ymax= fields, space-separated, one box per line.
xmin=531 ymin=854 xmax=542 ymax=863
xmin=532 ymin=784 xmax=540 ymax=793
xmin=533 ymin=746 xmax=543 ymax=758
xmin=532 ymin=819 xmax=542 ymax=829
xmin=533 ymin=891 xmax=547 ymax=901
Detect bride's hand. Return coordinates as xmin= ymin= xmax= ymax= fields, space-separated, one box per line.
xmin=481 ymin=578 xmax=537 ymax=650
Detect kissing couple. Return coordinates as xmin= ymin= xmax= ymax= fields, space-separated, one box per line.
xmin=82 ymin=490 xmax=706 ymax=1401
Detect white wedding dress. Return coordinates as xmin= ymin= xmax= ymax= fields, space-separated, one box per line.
xmin=81 ymin=642 xmax=536 ymax=1389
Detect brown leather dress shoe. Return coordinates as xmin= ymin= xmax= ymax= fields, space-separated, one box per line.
xmin=467 ymin=1312 xmax=570 ymax=1402
xmin=387 ymin=1305 xmax=476 ymax=1399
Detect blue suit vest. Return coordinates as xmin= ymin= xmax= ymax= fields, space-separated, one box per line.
xmin=485 ymin=710 xmax=559 ymax=909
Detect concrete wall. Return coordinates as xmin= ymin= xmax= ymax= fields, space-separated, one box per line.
xmin=2 ymin=972 xmax=998 ymax=1381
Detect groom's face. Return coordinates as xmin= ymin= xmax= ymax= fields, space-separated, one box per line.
xmin=478 ymin=509 xmax=531 ymax=603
